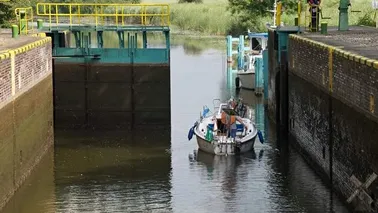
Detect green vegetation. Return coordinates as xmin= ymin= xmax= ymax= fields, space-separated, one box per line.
xmin=170 ymin=0 xmax=233 ymax=35
xmin=169 ymin=0 xmax=375 ymax=35
xmin=0 ymin=0 xmax=376 ymax=35
xmin=140 ymin=0 xmax=374 ymax=35
xmin=0 ymin=3 xmax=12 ymax=27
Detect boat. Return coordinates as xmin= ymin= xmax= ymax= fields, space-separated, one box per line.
xmin=188 ymin=98 xmax=264 ymax=155
xmin=236 ymin=32 xmax=268 ymax=90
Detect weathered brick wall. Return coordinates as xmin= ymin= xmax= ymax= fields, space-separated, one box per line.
xmin=0 ymin=37 xmax=53 ymax=211
xmin=0 ymin=59 xmax=11 ymax=104
xmin=288 ymin=34 xmax=378 ymax=211
xmin=288 ymin=74 xmax=331 ymax=179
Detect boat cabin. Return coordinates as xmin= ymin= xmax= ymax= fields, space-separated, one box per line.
xmin=244 ymin=32 xmax=268 ymax=71
xmin=247 ymin=32 xmax=268 ymax=53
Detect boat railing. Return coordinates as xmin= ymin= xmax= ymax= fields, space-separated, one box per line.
xmin=217 ymin=103 xmax=229 ymax=115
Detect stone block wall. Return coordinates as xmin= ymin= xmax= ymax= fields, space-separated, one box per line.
xmin=0 ymin=36 xmax=53 ymax=210
xmin=288 ymin=34 xmax=378 ymax=211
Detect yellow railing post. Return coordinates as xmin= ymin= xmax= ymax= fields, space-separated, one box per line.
xmin=49 ymin=4 xmax=52 ymax=27
xmin=276 ymin=2 xmax=282 ymax=27
xmin=95 ymin=5 xmax=98 ymax=27
xmin=78 ymin=5 xmax=81 ymax=25
xmin=101 ymin=5 xmax=104 ymax=25
xmin=115 ymin=6 xmax=118 ymax=27
xmin=297 ymin=1 xmax=301 ymax=26
xmin=69 ymin=5 xmax=72 ymax=26
xmin=168 ymin=5 xmax=170 ymax=26
xmin=55 ymin=4 xmax=58 ymax=25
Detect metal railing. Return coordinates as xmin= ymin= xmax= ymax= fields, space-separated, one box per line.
xmin=15 ymin=7 xmax=34 ymax=34
xmin=36 ymin=3 xmax=170 ymax=28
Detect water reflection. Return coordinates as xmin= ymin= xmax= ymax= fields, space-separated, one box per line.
xmin=0 ymin=36 xmax=351 ymax=213
xmin=183 ymin=40 xmax=204 ymax=55
xmin=194 ymin=149 xmax=257 ymax=206
xmin=0 ymin=148 xmax=56 ymax=213
xmin=53 ymin=129 xmax=172 ymax=213
xmin=82 ymin=31 xmax=224 ymax=57
xmin=1 ymin=128 xmax=172 ymax=213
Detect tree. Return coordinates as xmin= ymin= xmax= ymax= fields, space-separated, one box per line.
xmin=0 ymin=2 xmax=13 ymax=27
xmin=228 ymin=0 xmax=299 ymax=21
xmin=226 ymin=0 xmax=299 ymax=33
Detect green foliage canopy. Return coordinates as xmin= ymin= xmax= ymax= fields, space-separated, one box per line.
xmin=228 ymin=0 xmax=300 ymax=21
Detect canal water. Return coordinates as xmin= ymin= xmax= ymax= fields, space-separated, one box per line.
xmin=1 ymin=35 xmax=350 ymax=213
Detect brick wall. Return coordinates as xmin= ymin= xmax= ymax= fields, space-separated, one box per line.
xmin=0 ymin=59 xmax=11 ymax=104
xmin=0 ymin=37 xmax=54 ymax=211
xmin=288 ymin=35 xmax=378 ymax=211
xmin=0 ymin=38 xmax=52 ymax=107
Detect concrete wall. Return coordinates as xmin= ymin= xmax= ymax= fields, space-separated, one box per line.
xmin=287 ymin=34 xmax=378 ymax=211
xmin=0 ymin=36 xmax=53 ymax=210
xmin=54 ymin=62 xmax=170 ymax=129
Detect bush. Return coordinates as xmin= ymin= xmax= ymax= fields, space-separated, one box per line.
xmin=357 ymin=12 xmax=376 ymax=27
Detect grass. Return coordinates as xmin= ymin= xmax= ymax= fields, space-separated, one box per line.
xmin=143 ymin=0 xmax=376 ymax=35
xmin=143 ymin=0 xmax=233 ymax=35
xmin=169 ymin=0 xmax=233 ymax=35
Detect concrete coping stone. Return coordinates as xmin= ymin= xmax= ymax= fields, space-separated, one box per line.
xmin=289 ymin=32 xmax=378 ymax=69
xmin=0 ymin=33 xmax=51 ymax=60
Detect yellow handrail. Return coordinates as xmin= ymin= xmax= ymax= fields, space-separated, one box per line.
xmin=36 ymin=3 xmax=170 ymax=28
xmin=15 ymin=7 xmax=34 ymax=35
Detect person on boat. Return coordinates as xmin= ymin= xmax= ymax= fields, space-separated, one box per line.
xmin=220 ymin=111 xmax=247 ymax=138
